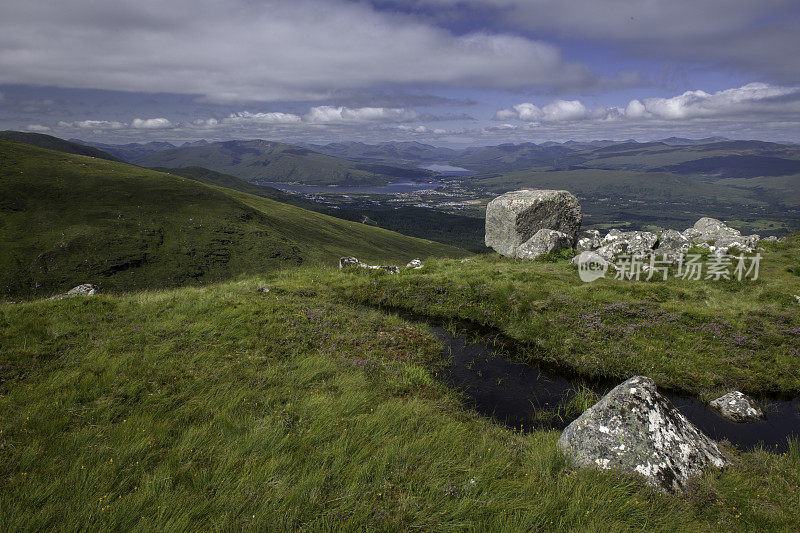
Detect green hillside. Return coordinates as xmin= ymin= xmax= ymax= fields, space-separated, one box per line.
xmin=135 ymin=140 xmax=435 ymax=185
xmin=0 ymin=131 xmax=122 ymax=162
xmin=0 ymin=140 xmax=467 ymax=299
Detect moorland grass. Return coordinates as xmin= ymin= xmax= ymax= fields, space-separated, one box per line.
xmin=2 ymin=251 xmax=800 ymax=530
xmin=334 ymin=238 xmax=800 ymax=397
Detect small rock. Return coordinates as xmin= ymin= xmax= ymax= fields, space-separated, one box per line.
xmin=406 ymin=259 xmax=424 ymax=269
xmin=460 ymin=258 xmax=474 ymax=263
xmin=515 ymin=229 xmax=572 ymax=260
xmin=48 ymin=284 xmax=98 ymax=300
xmin=709 ymin=391 xmax=764 ymax=423
xmin=557 ymin=376 xmax=726 ymax=493
xmin=256 ymin=287 xmax=270 ymax=293
xmin=576 ymin=230 xmax=602 ymax=252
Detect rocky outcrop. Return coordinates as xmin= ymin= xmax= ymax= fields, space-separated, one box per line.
xmin=595 ymin=241 xmax=629 ymax=262
xmin=709 ymin=391 xmax=764 ymax=423
xmin=339 ymin=257 xmax=400 ymax=274
xmin=683 ymin=217 xmax=760 ymax=253
xmin=515 ymin=229 xmax=572 ymax=260
xmin=48 ymin=284 xmax=98 ymax=300
xmin=557 ymin=376 xmax=727 ymax=493
xmin=485 ymin=189 xmax=582 ymax=258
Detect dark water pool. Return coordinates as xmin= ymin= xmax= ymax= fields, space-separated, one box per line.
xmin=431 ymin=326 xmax=800 ymax=452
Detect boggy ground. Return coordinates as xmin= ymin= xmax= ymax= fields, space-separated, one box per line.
xmin=1 ymin=237 xmax=800 ymax=530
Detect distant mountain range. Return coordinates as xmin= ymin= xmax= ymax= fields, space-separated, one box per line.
xmin=61 ymin=134 xmax=800 ymax=184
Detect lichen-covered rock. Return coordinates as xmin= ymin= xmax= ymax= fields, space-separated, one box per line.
xmin=406 ymin=258 xmax=424 ymax=269
xmin=515 ymin=229 xmax=572 ymax=260
xmin=657 ymin=229 xmax=690 ymax=254
xmin=485 ymin=189 xmax=582 ymax=257
xmin=709 ymin=392 xmax=764 ymax=423
xmin=557 ymin=376 xmax=727 ymax=493
xmin=576 ymin=229 xmax=602 ymax=252
xmin=48 ymin=283 xmax=98 ymax=300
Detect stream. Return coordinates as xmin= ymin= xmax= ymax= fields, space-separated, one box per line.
xmin=430 ymin=326 xmax=800 ymax=453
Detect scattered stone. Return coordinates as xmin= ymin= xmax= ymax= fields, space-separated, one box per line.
xmin=406 ymin=259 xmax=424 ymax=269
xmin=762 ymin=236 xmax=779 ymax=243
xmin=709 ymin=391 xmax=764 ymax=423
xmin=794 ymin=295 xmax=800 ymax=304
xmin=460 ymin=258 xmax=474 ymax=263
xmin=595 ymin=241 xmax=629 ymax=262
xmin=601 ymin=230 xmax=657 ymax=256
xmin=485 ymin=189 xmax=583 ymax=258
xmin=48 ymin=284 xmax=98 ymax=300
xmin=256 ymin=287 xmax=270 ymax=293
xmin=557 ymin=376 xmax=727 ymax=493
xmin=338 ymin=257 xmax=399 ymax=274
xmin=570 ymin=251 xmax=612 ymax=267
xmin=515 ymin=229 xmax=572 ymax=260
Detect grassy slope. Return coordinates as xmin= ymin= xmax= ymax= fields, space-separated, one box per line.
xmin=0 ymin=131 xmax=122 ymax=162
xmin=336 ymin=240 xmax=800 ymax=397
xmin=135 ymin=140 xmax=432 ymax=185
xmin=0 ymin=140 xmax=466 ymax=299
xmin=2 ymin=270 xmax=800 ymax=530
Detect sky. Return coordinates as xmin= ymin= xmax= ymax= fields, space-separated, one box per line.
xmin=1 ymin=0 xmax=799 ymax=147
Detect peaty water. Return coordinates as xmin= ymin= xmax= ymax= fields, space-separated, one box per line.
xmin=431 ymin=326 xmax=800 ymax=453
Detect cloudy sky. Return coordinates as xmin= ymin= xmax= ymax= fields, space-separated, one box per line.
xmin=1 ymin=0 xmax=799 ymax=146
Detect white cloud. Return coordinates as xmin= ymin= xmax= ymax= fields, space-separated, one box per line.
xmin=131 ymin=117 xmax=173 ymax=129
xmin=24 ymin=124 xmax=50 ymax=132
xmin=305 ymin=106 xmax=421 ymax=124
xmin=222 ymin=111 xmax=302 ymax=124
xmin=0 ymin=0 xmax=596 ymax=102
xmin=58 ymin=119 xmax=126 ymax=129
xmin=494 ymin=99 xmax=589 ymax=122
xmin=495 ymin=83 xmax=800 ymax=125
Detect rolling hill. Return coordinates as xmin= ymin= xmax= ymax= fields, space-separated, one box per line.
xmin=0 ymin=139 xmax=467 ymax=299
xmin=134 ymin=140 xmax=435 ymax=185
xmin=0 ymin=131 xmax=122 ymax=162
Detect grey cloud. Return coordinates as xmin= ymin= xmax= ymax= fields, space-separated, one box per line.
xmin=403 ymin=0 xmax=800 ymax=82
xmin=0 ymin=0 xmax=597 ymax=102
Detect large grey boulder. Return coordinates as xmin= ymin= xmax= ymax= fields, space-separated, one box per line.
xmin=709 ymin=392 xmax=764 ymax=423
xmin=485 ymin=189 xmax=582 ymax=257
xmin=557 ymin=376 xmax=727 ymax=493
xmin=515 ymin=229 xmax=572 ymax=260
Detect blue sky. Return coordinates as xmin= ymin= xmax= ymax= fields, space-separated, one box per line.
xmin=1 ymin=0 xmax=798 ymax=146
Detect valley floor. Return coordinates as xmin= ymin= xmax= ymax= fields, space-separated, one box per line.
xmin=2 ymin=238 xmax=800 ymax=530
